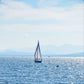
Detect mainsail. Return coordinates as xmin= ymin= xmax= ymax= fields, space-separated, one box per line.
xmin=34 ymin=41 xmax=42 ymax=62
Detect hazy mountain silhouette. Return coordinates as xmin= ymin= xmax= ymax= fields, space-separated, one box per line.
xmin=0 ymin=44 xmax=83 ymax=57
xmin=41 ymin=44 xmax=84 ymax=55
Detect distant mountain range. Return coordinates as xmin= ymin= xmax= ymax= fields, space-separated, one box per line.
xmin=0 ymin=44 xmax=84 ymax=57
xmin=41 ymin=44 xmax=84 ymax=55
xmin=0 ymin=51 xmax=33 ymax=57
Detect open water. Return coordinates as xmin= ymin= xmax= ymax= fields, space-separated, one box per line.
xmin=0 ymin=57 xmax=84 ymax=84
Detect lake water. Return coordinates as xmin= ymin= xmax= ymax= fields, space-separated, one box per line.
xmin=0 ymin=57 xmax=84 ymax=84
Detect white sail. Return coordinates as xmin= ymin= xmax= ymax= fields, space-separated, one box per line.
xmin=34 ymin=41 xmax=42 ymax=62
xmin=37 ymin=46 xmax=40 ymax=59
xmin=35 ymin=49 xmax=38 ymax=59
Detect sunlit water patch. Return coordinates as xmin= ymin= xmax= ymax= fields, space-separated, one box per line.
xmin=0 ymin=57 xmax=84 ymax=84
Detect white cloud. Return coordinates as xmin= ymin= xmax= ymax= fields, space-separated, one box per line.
xmin=0 ymin=0 xmax=32 ymax=19
xmin=0 ymin=0 xmax=84 ymax=49
xmin=0 ymin=0 xmax=83 ymax=22
xmin=24 ymin=33 xmax=29 ymax=38
xmin=38 ymin=0 xmax=59 ymax=8
xmin=1 ymin=23 xmax=83 ymax=32
xmin=0 ymin=0 xmax=83 ymax=32
xmin=0 ymin=47 xmax=8 ymax=51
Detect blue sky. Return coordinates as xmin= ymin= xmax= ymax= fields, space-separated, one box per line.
xmin=0 ymin=0 xmax=84 ymax=53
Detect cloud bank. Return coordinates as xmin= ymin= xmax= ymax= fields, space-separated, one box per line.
xmin=0 ymin=0 xmax=84 ymax=52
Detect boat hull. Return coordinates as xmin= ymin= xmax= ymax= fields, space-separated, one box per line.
xmin=35 ymin=60 xmax=42 ymax=63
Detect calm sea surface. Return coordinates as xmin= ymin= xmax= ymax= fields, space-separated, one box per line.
xmin=0 ymin=57 xmax=84 ymax=84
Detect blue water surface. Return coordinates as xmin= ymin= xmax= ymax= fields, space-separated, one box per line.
xmin=0 ymin=57 xmax=84 ymax=84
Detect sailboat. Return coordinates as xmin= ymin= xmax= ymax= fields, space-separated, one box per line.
xmin=34 ymin=41 xmax=42 ymax=63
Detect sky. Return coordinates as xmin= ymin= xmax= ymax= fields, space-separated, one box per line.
xmin=0 ymin=0 xmax=84 ymax=53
